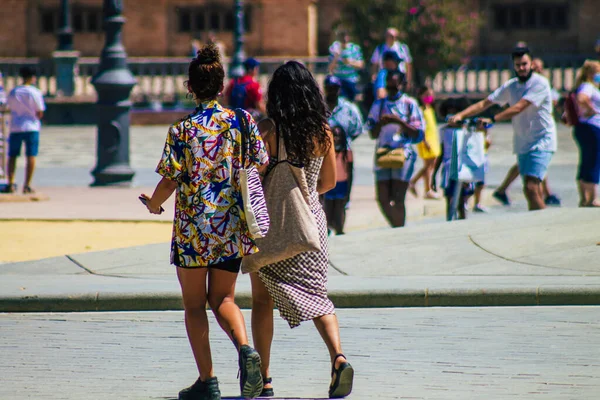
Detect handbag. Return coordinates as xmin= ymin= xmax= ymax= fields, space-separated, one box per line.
xmin=235 ymin=109 xmax=270 ymax=239
xmin=241 ymin=129 xmax=321 ymax=274
xmin=374 ymin=98 xmax=407 ymax=169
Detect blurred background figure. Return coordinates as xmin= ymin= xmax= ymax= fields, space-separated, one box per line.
xmin=3 ymin=66 xmax=45 ymax=194
xmin=573 ymin=60 xmax=600 ymax=207
xmin=324 ymin=126 xmax=352 ymax=235
xmin=324 ymin=75 xmax=364 ymax=209
xmin=370 ymin=27 xmax=413 ymax=89
xmin=409 ymin=85 xmax=441 ymax=199
xmin=328 ymin=30 xmax=364 ymax=102
xmin=373 ymin=51 xmax=402 ymax=100
xmin=224 ymin=57 xmax=265 ymax=120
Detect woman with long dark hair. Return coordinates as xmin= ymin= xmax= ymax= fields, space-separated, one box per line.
xmin=142 ymin=44 xmax=268 ymax=400
xmin=249 ymin=61 xmax=355 ymax=398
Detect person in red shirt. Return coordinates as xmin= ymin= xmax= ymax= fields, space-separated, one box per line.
xmin=224 ymin=58 xmax=265 ymax=119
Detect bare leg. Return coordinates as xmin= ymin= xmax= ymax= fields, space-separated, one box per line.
xmin=376 ymin=180 xmax=395 ymax=226
xmin=523 ymin=176 xmax=546 ymax=211
xmin=497 ymin=164 xmax=520 ymax=194
xmin=389 ymin=180 xmax=409 ymax=227
xmin=177 ymin=267 xmax=214 ymax=380
xmin=250 ymin=273 xmax=274 ymax=387
xmin=24 ymin=156 xmax=36 ymax=188
xmin=577 ymin=180 xmax=585 ymax=207
xmin=313 ymin=314 xmax=347 ymax=368
xmin=422 ymin=158 xmax=436 ymax=194
xmin=207 ymin=268 xmax=249 ymax=350
xmin=474 ymin=183 xmax=484 ymax=207
xmin=332 ymin=198 xmax=346 ymax=234
xmin=7 ymin=156 xmax=16 ymax=185
xmin=581 ymin=181 xmax=600 ymax=206
xmin=542 ymin=177 xmax=551 ymax=198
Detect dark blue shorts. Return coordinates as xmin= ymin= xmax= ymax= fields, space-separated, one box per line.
xmin=8 ymin=131 xmax=40 ymax=157
xmin=324 ymin=180 xmax=349 ymax=200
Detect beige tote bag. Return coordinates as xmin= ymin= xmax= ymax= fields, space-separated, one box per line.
xmin=241 ymin=133 xmax=321 ymax=273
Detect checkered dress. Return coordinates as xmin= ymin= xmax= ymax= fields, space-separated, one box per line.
xmin=257 ymin=156 xmax=335 ymax=328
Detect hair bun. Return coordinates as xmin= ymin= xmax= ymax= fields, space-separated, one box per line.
xmin=196 ymin=43 xmax=221 ymax=64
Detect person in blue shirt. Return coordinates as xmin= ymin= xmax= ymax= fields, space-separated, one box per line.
xmin=373 ymin=51 xmax=402 ymax=100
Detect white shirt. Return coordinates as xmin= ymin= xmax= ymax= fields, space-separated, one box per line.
xmin=488 ymin=73 xmax=557 ymax=155
xmin=370 ymin=41 xmax=412 ymax=73
xmin=577 ymin=82 xmax=600 ymax=128
xmin=7 ymin=85 xmax=45 ymax=133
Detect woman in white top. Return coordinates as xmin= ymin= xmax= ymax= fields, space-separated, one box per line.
xmin=574 ymin=60 xmax=600 ymax=207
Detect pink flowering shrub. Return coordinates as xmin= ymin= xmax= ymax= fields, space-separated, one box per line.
xmin=341 ymin=0 xmax=483 ymax=81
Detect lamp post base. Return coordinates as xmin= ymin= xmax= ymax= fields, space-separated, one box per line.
xmin=91 ymin=164 xmax=135 ymax=187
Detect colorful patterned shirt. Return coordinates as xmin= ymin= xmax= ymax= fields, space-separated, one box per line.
xmin=329 ymin=41 xmax=363 ymax=82
xmin=328 ymin=97 xmax=364 ymax=150
xmin=156 ymin=100 xmax=269 ymax=267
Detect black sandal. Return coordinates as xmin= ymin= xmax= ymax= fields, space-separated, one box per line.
xmin=328 ymin=353 xmax=354 ymax=398
xmin=260 ymin=377 xmax=274 ymax=397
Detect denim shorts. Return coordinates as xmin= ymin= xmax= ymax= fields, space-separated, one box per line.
xmin=375 ymin=150 xmax=416 ymax=182
xmin=8 ymin=131 xmax=40 ymax=157
xmin=517 ymin=150 xmax=553 ymax=182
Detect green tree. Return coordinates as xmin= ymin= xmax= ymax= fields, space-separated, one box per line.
xmin=340 ymin=0 xmax=482 ymax=83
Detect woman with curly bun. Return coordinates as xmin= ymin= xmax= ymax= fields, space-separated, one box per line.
xmin=249 ymin=61 xmax=354 ymax=399
xmin=142 ymin=44 xmax=269 ymax=400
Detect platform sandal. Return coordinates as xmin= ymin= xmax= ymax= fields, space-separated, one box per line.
xmin=328 ymin=353 xmax=354 ymax=398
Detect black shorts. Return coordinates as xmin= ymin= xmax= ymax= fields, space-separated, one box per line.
xmin=176 ymin=257 xmax=242 ymax=274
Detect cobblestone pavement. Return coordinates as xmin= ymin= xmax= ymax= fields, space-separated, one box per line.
xmin=1 ymin=307 xmax=599 ymax=399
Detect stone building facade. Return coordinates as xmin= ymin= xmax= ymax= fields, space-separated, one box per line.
xmin=0 ymin=0 xmax=598 ymax=58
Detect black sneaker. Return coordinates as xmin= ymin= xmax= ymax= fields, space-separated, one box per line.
xmin=1 ymin=184 xmax=17 ymax=194
xmin=492 ymin=190 xmax=511 ymax=206
xmin=545 ymin=194 xmax=561 ymax=207
xmin=238 ymin=345 xmax=263 ymax=399
xmin=179 ymin=376 xmax=221 ymax=400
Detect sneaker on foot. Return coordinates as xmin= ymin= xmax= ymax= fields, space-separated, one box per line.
xmin=544 ymin=194 xmax=561 ymax=206
xmin=473 ymin=204 xmax=488 ymax=213
xmin=239 ymin=345 xmax=263 ymax=399
xmin=1 ymin=184 xmax=17 ymax=194
xmin=424 ymin=190 xmax=441 ymax=200
xmin=23 ymin=186 xmax=35 ymax=194
xmin=492 ymin=190 xmax=511 ymax=206
xmin=179 ymin=376 xmax=221 ymax=400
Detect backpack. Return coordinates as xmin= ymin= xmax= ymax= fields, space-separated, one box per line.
xmin=229 ymin=79 xmax=250 ymax=110
xmin=562 ymin=91 xmax=579 ymax=126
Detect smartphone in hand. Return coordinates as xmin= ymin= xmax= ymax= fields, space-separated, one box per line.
xmin=139 ymin=195 xmax=165 ymax=214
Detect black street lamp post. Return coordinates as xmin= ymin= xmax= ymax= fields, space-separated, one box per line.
xmin=91 ymin=0 xmax=136 ymax=186
xmin=57 ymin=0 xmax=73 ymax=51
xmin=54 ymin=0 xmax=79 ymax=96
xmin=229 ymin=0 xmax=245 ymax=78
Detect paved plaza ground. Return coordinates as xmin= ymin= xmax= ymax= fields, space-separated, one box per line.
xmin=1 ymin=123 xmax=584 ymax=262
xmin=1 ymin=307 xmax=599 ymax=400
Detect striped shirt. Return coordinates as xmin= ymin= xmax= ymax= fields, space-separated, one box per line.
xmin=329 ymin=41 xmax=363 ymax=82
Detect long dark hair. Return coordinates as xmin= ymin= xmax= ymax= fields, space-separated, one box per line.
xmin=186 ymin=44 xmax=224 ymax=101
xmin=267 ymin=61 xmax=331 ymax=165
